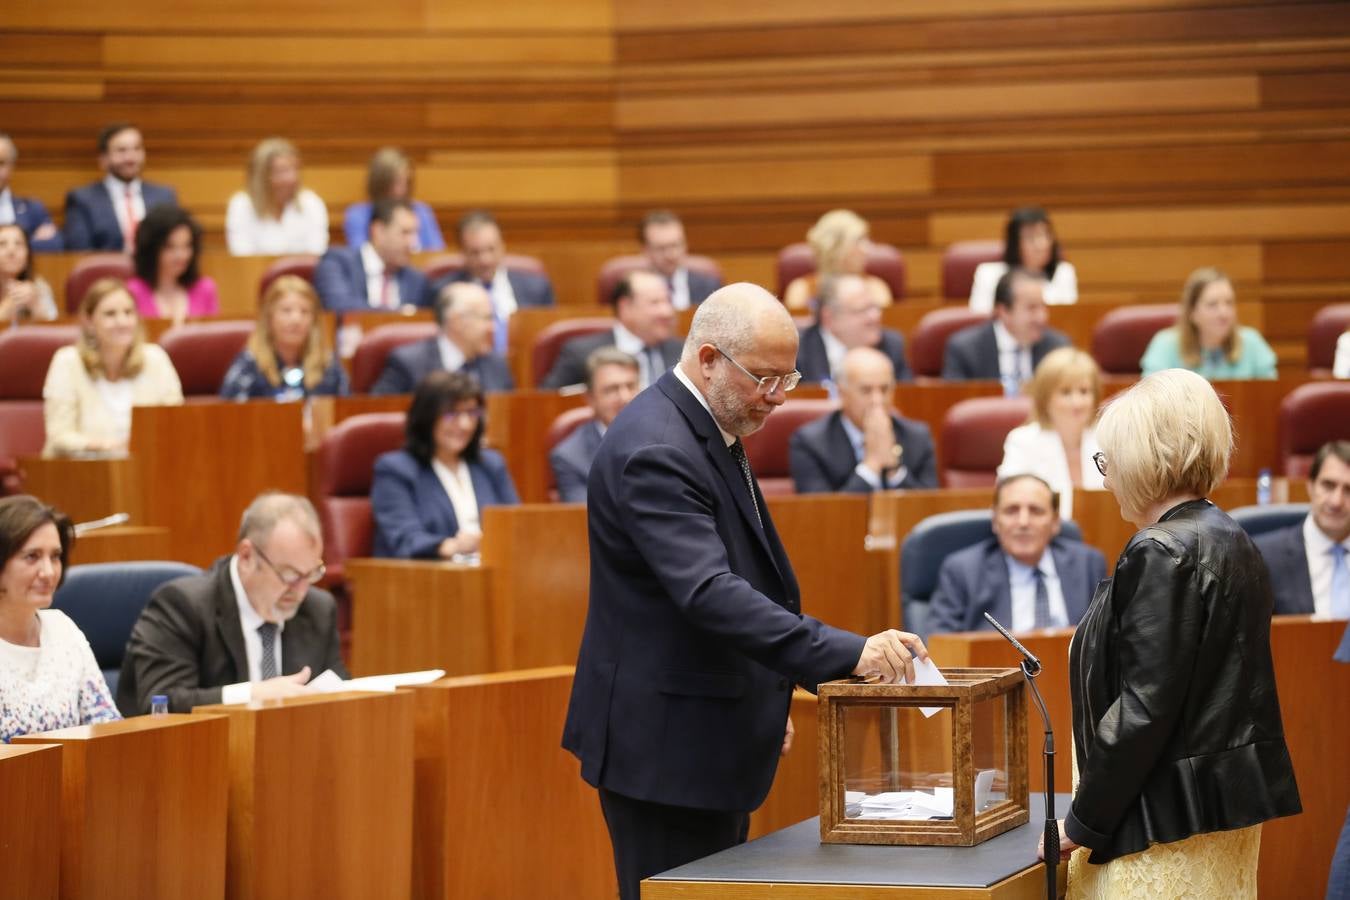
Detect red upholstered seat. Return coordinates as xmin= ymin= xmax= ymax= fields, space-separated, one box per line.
xmin=0 ymin=325 xmax=80 ymax=493
xmin=1090 ymin=304 xmax=1176 ymax=375
xmin=594 ymin=254 xmax=724 ymax=306
xmin=940 ymin=240 xmax=1002 ymax=301
xmin=939 ymin=396 xmax=1034 ymax=488
xmin=910 ymin=307 xmax=988 ymax=378
xmin=314 ymin=412 xmax=406 ymax=584
xmin=1279 ymin=382 xmax=1350 ymax=478
xmin=531 ymin=318 xmax=613 ymax=388
xmin=1308 ymin=303 xmax=1350 ymax=375
xmin=0 ymin=404 xmax=44 ymax=494
xmin=544 ymin=406 xmax=597 ymax=500
xmin=257 ymin=255 xmax=319 ymax=300
xmin=740 ymin=398 xmax=838 ymax=496
xmin=349 ymin=322 xmax=441 ymax=394
xmin=64 ymin=253 xmax=134 ymax=314
xmin=419 ymin=253 xmax=549 ymax=286
xmin=774 ymin=242 xmax=907 ymax=301
xmin=158 ymin=321 xmax=256 ymax=396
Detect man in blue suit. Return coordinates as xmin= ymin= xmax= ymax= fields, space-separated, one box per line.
xmin=639 ymin=209 xmax=721 ymax=310
xmin=942 ymin=269 xmax=1070 ymax=393
xmin=371 ymin=281 xmax=514 ymax=394
xmin=63 ymin=123 xmax=178 ymax=252
xmin=549 ymin=347 xmax=639 ymax=503
xmin=795 ymin=274 xmax=911 ymax=384
xmin=562 ymin=283 xmax=929 ymax=899
xmin=928 ymin=474 xmax=1106 ymax=635
xmin=313 ymin=198 xmax=430 ymax=313
xmin=0 ymin=135 xmax=62 ymax=252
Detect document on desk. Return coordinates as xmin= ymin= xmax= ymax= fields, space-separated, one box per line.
xmin=309 ymin=669 xmax=446 ymax=693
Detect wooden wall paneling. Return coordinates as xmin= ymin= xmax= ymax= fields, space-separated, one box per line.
xmin=0 ymin=743 xmax=62 ymax=900
xmin=1265 ymin=239 xmax=1350 ymax=283
xmin=766 ymin=495 xmax=875 ymax=635
xmin=617 ymin=153 xmax=933 ymax=204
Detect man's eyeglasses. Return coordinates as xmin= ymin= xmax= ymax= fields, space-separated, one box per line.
xmin=714 ymin=345 xmax=801 ymax=395
xmin=255 ymin=546 xmax=326 ymax=588
xmin=1092 ymin=451 xmax=1107 ymax=478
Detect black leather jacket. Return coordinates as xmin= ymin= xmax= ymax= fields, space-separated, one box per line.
xmin=1065 ymin=499 xmax=1301 ymax=863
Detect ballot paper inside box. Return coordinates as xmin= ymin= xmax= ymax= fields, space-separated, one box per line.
xmin=818 ymin=668 xmax=1029 ymax=846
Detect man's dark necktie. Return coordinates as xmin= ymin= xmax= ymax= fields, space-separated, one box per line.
xmin=645 ymin=346 xmax=665 ymax=386
xmin=1032 ymin=568 xmax=1052 ymax=630
xmin=258 ymin=622 xmax=278 ymax=680
xmin=728 ymin=439 xmax=762 ymax=529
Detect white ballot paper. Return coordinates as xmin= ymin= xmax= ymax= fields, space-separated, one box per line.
xmin=901 ymin=655 xmax=948 ymax=718
xmin=846 ymin=787 xmax=955 ymax=820
xmin=308 ymin=668 xmax=445 ymax=693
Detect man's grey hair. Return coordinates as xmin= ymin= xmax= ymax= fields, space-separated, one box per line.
xmin=681 ymin=292 xmax=756 ymax=364
xmin=237 ymin=492 xmax=322 ymax=546
xmin=435 ymin=280 xmax=486 ymax=325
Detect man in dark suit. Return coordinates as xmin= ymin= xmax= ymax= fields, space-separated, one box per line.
xmin=796 ymin=274 xmax=911 ymax=384
xmin=117 ymin=493 xmax=347 ymax=715
xmin=0 ymin=134 xmax=62 ymax=252
xmin=314 ymin=198 xmax=430 ymax=313
xmin=562 ymin=283 xmax=929 ymax=899
xmin=790 ymin=346 xmax=936 ymax=493
xmin=371 ymin=281 xmax=514 ymax=394
xmin=62 ymin=122 xmax=178 ymax=252
xmin=541 ymin=269 xmax=683 ymax=390
xmin=1254 ymin=440 xmax=1350 ymax=617
xmin=549 ymin=347 xmax=639 ymax=503
xmin=942 ymin=268 xmax=1070 ymax=392
xmin=928 ymin=474 xmax=1106 ymax=635
xmin=639 ymin=209 xmax=720 ymax=309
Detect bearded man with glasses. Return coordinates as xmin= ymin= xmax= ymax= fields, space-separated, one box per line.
xmin=117 ymin=492 xmax=346 ymax=715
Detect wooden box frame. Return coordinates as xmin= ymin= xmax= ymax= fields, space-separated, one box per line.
xmin=818 ymin=667 xmax=1029 ymax=846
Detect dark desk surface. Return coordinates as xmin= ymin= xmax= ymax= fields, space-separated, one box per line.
xmin=650 ymin=793 xmax=1069 ymax=889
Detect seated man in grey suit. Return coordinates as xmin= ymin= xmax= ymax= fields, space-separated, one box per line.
xmin=942 ymin=268 xmax=1071 ymax=394
xmin=929 ymin=474 xmax=1106 ymax=634
xmin=639 ymin=209 xmax=720 ymax=310
xmin=314 ymin=198 xmax=430 ymax=312
xmin=1255 ymin=440 xmax=1350 ymax=617
xmin=790 ymin=346 xmax=935 ymax=493
xmin=796 ymin=273 xmax=912 ymax=384
xmin=63 ymin=122 xmax=178 ymax=252
xmin=541 ymin=269 xmax=682 ymax=390
xmin=549 ymin=347 xmax=639 ymax=503
xmin=372 ymin=281 xmax=514 ymax=394
xmin=117 ymin=492 xmax=348 ymax=715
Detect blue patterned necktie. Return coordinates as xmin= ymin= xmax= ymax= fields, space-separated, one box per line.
xmin=1032 ymin=568 xmax=1052 ymax=629
xmin=728 ymin=440 xmax=762 ymax=529
xmin=1330 ymin=544 xmax=1349 ymax=620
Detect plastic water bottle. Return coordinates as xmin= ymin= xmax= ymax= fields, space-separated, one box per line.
xmin=1256 ymin=468 xmax=1272 ymax=506
xmin=150 ymin=694 xmax=169 ymax=716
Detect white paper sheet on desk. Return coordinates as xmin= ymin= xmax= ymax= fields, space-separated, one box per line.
xmin=308 ymin=669 xmax=445 ymax=693
xmin=901 ymin=656 xmax=948 ymax=717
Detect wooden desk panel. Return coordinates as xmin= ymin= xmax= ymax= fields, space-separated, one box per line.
xmin=768 ymin=494 xmax=879 ymax=636
xmin=0 ymin=743 xmax=61 ymax=900
xmin=14 ymin=714 xmax=229 ymax=900
xmin=486 ymin=390 xmax=587 ymax=503
xmin=191 ymin=691 xmax=414 ymax=900
xmin=72 ymin=526 xmax=173 ymax=564
xmin=411 ymin=668 xmax=615 ymax=899
xmin=18 ymin=456 xmax=143 ymax=527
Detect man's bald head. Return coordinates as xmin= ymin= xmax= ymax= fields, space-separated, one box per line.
xmin=838 ymin=346 xmax=894 ymax=388
xmin=838 ymin=346 xmax=897 ymax=429
xmin=682 ymin=282 xmax=797 ymax=365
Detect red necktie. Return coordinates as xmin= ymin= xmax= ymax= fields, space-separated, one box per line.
xmin=123 ymin=185 xmax=138 ymax=250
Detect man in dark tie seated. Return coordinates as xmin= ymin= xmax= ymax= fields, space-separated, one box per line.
xmin=1255 ymin=440 xmax=1350 ymax=617
xmin=63 ymin=122 xmax=178 ymax=252
xmin=928 ymin=474 xmax=1106 ymax=634
xmin=541 ymin=269 xmax=682 ymax=390
xmin=117 ymin=492 xmax=347 ymax=715
xmin=314 ymin=198 xmax=430 ymax=313
xmin=371 ymin=281 xmax=514 ymax=394
xmin=795 ymin=274 xmax=912 ymax=384
xmin=789 ymin=346 xmax=936 ymax=493
xmin=639 ymin=209 xmax=721 ymax=310
xmin=942 ymin=268 xmax=1070 ymax=394
xmin=0 ymin=134 xmax=62 ymax=251
xmin=549 ymin=348 xmax=640 ymax=504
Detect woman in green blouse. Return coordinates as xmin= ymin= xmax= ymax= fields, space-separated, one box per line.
xmin=1140 ymin=267 xmax=1277 ymax=380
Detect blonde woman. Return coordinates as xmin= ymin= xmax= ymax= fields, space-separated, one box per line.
xmin=341 ymin=147 xmax=444 ymax=252
xmin=41 ymin=279 xmax=183 ymax=457
xmin=1043 ymin=369 xmax=1301 ymax=897
xmin=1140 ymin=267 xmax=1277 ymax=379
xmin=783 ymin=209 xmax=892 ymax=311
xmin=225 ymin=137 xmax=329 ymax=256
xmin=219 ymin=275 xmax=348 ymax=400
xmin=997 ymin=347 xmax=1104 ymax=520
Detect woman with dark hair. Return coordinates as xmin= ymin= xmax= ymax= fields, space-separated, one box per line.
xmin=0 ymin=495 xmax=120 ymax=742
xmin=0 ymin=223 xmax=57 ymax=324
xmin=126 ymin=204 xmax=219 ymax=327
xmin=969 ymin=206 xmax=1077 ymax=313
xmin=370 ymin=370 xmax=518 ymax=558
xmin=341 ymin=147 xmax=444 ymax=252
xmin=219 ymin=275 xmax=348 ymax=400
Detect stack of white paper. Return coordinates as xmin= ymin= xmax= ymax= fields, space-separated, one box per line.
xmin=850 ymin=787 xmax=954 ymax=820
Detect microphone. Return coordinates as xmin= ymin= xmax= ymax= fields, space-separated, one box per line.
xmin=73 ymin=512 xmax=131 ymax=536
xmin=982 ymin=612 xmax=1042 ymax=676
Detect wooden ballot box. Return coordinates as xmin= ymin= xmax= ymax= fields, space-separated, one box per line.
xmin=13 ymin=715 xmax=230 ymax=900
xmin=191 ymin=690 xmax=414 ymax=900
xmin=0 ymin=743 xmax=62 ymax=900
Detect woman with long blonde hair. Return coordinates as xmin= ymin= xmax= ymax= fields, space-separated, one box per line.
xmin=219 ymin=275 xmax=348 ymax=400
xmin=1140 ymin=267 xmax=1277 ymax=380
xmin=782 ymin=209 xmax=893 ymax=311
xmin=225 ymin=137 xmax=329 ymax=256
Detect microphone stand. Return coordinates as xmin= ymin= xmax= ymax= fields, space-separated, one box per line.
xmin=984 ymin=612 xmax=1056 ymax=900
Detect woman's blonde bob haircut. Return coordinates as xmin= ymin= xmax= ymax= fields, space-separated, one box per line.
xmin=248 ymin=275 xmax=330 ymax=390
xmin=1027 ymin=347 xmax=1102 ymax=429
xmin=245 ymin=137 xmax=301 ymax=218
xmin=807 ymin=209 xmax=869 ymax=274
xmin=1095 ymin=368 xmax=1232 ymax=522
xmin=77 ymin=278 xmax=146 ymax=378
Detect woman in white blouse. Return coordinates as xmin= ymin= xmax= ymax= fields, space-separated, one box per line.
xmin=969 ymin=206 xmax=1077 ymax=313
xmin=997 ymin=347 xmax=1104 ymax=520
xmin=1334 ymin=329 xmax=1350 ymax=379
xmin=41 ymin=278 xmax=183 ymax=457
xmin=225 ymin=137 xmax=329 ymax=256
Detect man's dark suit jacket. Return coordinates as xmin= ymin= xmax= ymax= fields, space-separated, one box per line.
xmin=370 ymin=337 xmax=514 ymax=395
xmin=430 ymin=267 xmax=556 ymax=309
xmin=562 ymin=370 xmax=865 ymax=812
xmin=8 ymin=195 xmax=63 ymax=252
xmin=941 ymin=321 xmax=1072 ymax=381
xmin=928 ymin=536 xmax=1106 ymax=635
xmin=789 ymin=410 xmax=937 ymax=493
xmin=1253 ymin=522 xmax=1316 ymax=614
xmin=62 ymin=180 xmax=177 ymax=251
xmin=795 ymin=324 xmax=913 ymax=384
xmin=550 ymin=420 xmax=603 ymax=504
xmin=370 ymin=448 xmax=519 ymax=558
xmin=683 ymin=267 xmax=721 ymax=306
xmin=540 ymin=329 xmax=683 ymax=390
xmin=116 ymin=556 xmax=347 ymax=715
xmin=313 ymin=245 xmax=431 ymax=313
